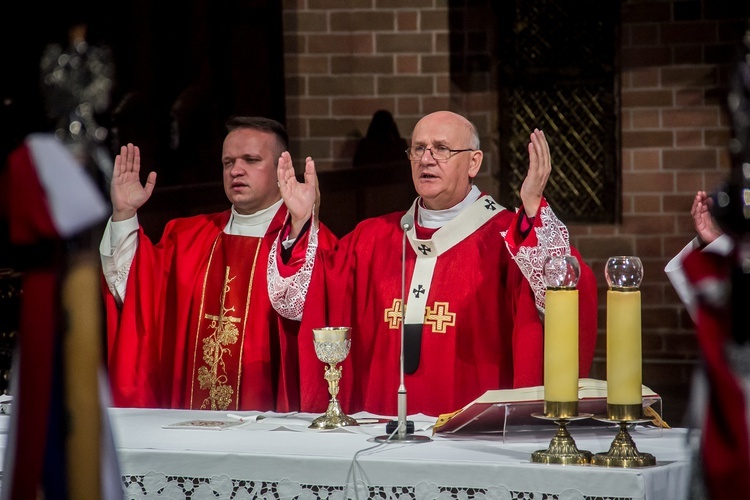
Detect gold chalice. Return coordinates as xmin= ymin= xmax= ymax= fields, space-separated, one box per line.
xmin=309 ymin=327 xmax=358 ymax=429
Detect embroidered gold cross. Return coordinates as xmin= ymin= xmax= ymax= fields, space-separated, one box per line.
xmin=424 ymin=301 xmax=455 ymax=333
xmin=198 ymin=266 xmax=241 ymax=410
xmin=384 ymin=298 xmax=403 ymax=329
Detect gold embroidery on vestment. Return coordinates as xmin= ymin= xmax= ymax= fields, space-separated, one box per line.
xmin=198 ymin=266 xmax=241 ymax=410
xmin=384 ymin=298 xmax=403 ymax=329
xmin=383 ymin=299 xmax=456 ymax=334
xmin=190 ymin=237 xmax=220 ymax=409
xmin=190 ymin=235 xmax=262 ymax=411
xmin=424 ymin=302 xmax=455 ymax=333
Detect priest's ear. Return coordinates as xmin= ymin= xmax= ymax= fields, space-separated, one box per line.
xmin=468 ymin=150 xmax=483 ymax=179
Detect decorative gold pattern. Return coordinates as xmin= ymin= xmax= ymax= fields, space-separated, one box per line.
xmin=198 ymin=266 xmax=241 ymax=410
xmin=384 ymin=298 xmax=403 ymax=329
xmin=530 ymin=418 xmax=592 ymax=465
xmin=309 ymin=327 xmax=358 ymax=429
xmin=189 ymin=235 xmax=262 ymax=411
xmin=424 ymin=302 xmax=456 ymax=334
xmin=591 ymin=419 xmax=657 ymax=467
xmin=384 ymin=300 xmax=458 ymax=334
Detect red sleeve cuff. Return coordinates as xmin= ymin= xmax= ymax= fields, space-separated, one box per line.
xmin=518 ymin=212 xmax=535 ymax=238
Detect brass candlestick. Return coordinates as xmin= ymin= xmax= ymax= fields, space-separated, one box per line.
xmin=531 ymin=401 xmax=593 ymax=465
xmin=591 ymin=406 xmax=656 ymax=467
xmin=531 ymin=257 xmax=590 ymax=465
xmin=593 ymin=257 xmax=656 ymax=467
xmin=309 ymin=327 xmax=358 ymax=430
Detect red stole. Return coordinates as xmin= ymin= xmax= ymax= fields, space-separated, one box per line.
xmin=183 ymin=233 xmax=269 ymax=411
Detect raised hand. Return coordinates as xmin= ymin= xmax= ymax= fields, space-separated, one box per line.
xmin=520 ymin=129 xmax=551 ymax=218
xmin=277 ymin=151 xmax=319 ymax=238
xmin=691 ymin=190 xmax=722 ymax=245
xmin=110 ymin=143 xmax=157 ymax=222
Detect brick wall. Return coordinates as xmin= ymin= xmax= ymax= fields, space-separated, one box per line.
xmin=281 ymin=0 xmax=749 ymax=425
xmin=579 ymin=2 xmax=746 ymax=425
xmin=282 ymin=1 xmax=496 ymax=181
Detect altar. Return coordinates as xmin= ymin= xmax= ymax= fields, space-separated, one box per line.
xmin=107 ymin=408 xmax=691 ymax=500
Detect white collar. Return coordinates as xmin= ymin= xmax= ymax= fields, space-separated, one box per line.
xmin=418 ymin=185 xmax=481 ymax=229
xmin=227 ymin=199 xmax=283 ymax=236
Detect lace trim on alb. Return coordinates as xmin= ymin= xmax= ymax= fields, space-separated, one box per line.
xmin=501 ymin=205 xmax=570 ymax=314
xmin=267 ymin=216 xmax=319 ymax=321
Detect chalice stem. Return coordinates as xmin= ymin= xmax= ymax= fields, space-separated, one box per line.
xmin=309 ymin=326 xmax=357 ymax=429
xmin=325 ymin=363 xmax=342 ymax=399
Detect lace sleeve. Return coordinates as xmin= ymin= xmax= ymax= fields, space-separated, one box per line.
xmin=502 ymin=204 xmax=571 ymax=314
xmin=267 ymin=219 xmax=319 ymax=321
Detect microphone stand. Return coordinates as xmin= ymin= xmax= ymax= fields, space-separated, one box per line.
xmin=375 ymin=214 xmax=431 ymax=443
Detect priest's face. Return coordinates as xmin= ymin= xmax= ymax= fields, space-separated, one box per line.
xmin=409 ymin=111 xmax=483 ymax=210
xmin=222 ymin=128 xmax=283 ymax=215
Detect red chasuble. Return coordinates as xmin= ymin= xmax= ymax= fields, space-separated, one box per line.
xmin=105 ymin=207 xmax=317 ymax=412
xmin=284 ymin=197 xmax=598 ymax=417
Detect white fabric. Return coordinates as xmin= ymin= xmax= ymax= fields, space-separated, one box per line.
xmin=0 ymin=407 xmax=691 ymax=500
xmin=99 ymin=216 xmax=138 ymax=304
xmin=664 ymin=234 xmax=733 ymax=322
xmin=26 ymin=133 xmax=109 ymax=237
xmin=404 ymin=193 xmax=501 ymax=324
xmin=501 ymin=204 xmax=571 ymax=314
xmin=227 ymin=200 xmax=283 ymax=237
xmin=266 ymin=211 xmax=319 ymax=321
xmin=99 ymin=199 xmax=283 ymax=305
xmin=417 ymin=185 xmax=482 ymax=228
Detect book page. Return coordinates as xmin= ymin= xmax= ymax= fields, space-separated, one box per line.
xmin=434 ymin=379 xmax=662 ymax=434
xmin=471 ymin=378 xmax=656 ymax=406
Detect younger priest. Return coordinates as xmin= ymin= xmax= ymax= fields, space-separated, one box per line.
xmin=100 ymin=116 xmax=336 ymax=412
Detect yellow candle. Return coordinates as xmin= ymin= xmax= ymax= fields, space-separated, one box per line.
xmin=544 ymin=289 xmax=579 ymax=403
xmin=606 ymin=290 xmax=642 ymax=405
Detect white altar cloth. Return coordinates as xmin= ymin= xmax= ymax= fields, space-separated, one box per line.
xmin=107 ymin=408 xmax=691 ymax=500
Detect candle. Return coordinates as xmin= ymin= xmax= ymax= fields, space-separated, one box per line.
xmin=606 ymin=289 xmax=642 ymax=405
xmin=604 ymin=256 xmax=644 ymax=416
xmin=544 ymin=288 xmax=579 ymax=403
xmin=542 ymin=255 xmax=581 ymax=416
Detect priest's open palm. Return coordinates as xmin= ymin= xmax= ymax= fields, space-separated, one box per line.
xmin=691 ymin=191 xmax=722 ymax=245
xmin=111 ymin=143 xmax=157 ymax=222
xmin=519 ymin=128 xmax=551 ymax=218
xmin=277 ymin=152 xmax=319 ymax=237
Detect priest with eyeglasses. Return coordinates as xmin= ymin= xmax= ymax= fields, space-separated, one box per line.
xmin=268 ymin=110 xmax=598 ymax=417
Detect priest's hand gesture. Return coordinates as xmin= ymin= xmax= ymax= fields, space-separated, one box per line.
xmin=277 ymin=151 xmax=319 ymax=238
xmin=520 ymin=128 xmax=551 ymax=218
xmin=691 ymin=190 xmax=722 ymax=245
xmin=110 ymin=143 xmax=157 ymax=222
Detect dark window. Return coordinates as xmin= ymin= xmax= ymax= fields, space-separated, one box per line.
xmin=451 ymin=0 xmax=620 ymax=223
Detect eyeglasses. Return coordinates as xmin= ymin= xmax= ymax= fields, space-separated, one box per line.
xmin=405 ymin=145 xmax=476 ymax=162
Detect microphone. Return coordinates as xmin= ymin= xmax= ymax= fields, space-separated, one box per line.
xmin=397 ymin=213 xmax=413 ymax=439
xmin=401 ymin=213 xmax=414 ymax=231
xmin=375 ymin=213 xmax=430 ymax=443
